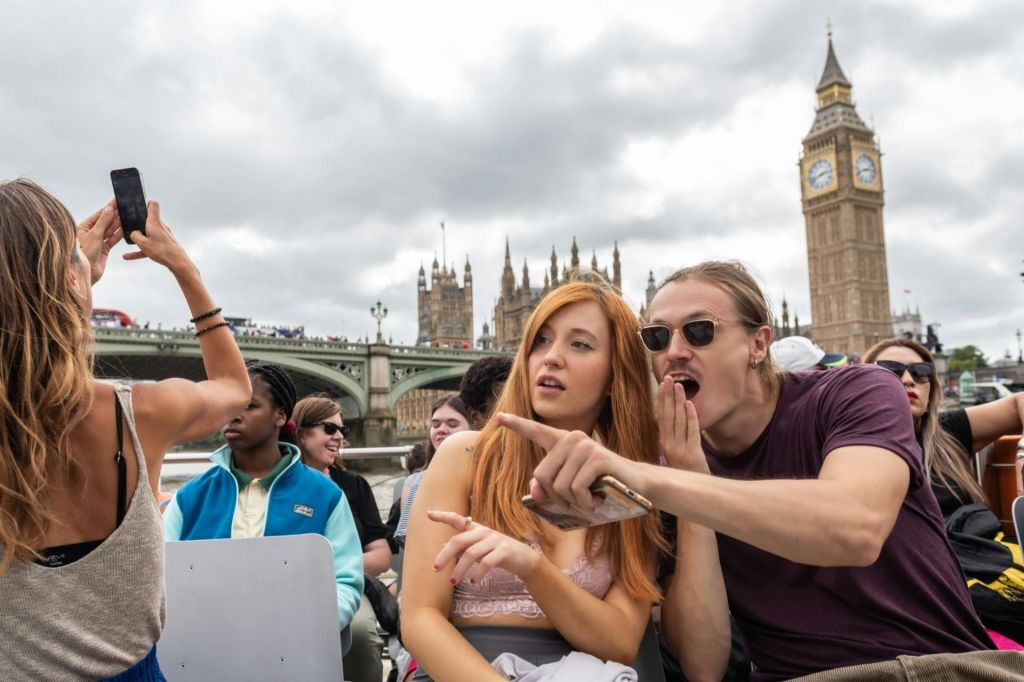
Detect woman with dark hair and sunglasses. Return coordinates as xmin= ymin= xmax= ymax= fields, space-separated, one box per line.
xmin=164 ymin=363 xmax=364 ymax=632
xmin=865 ymin=338 xmax=1024 ymax=645
xmin=294 ymin=394 xmax=392 ymax=682
xmin=862 ymin=339 xmax=1024 ymax=517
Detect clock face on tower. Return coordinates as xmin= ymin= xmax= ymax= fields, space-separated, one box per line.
xmin=808 ymin=159 xmax=834 ymax=190
xmin=855 ymin=154 xmax=877 ymax=184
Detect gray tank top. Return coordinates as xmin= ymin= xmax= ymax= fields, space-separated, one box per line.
xmin=0 ymin=384 xmax=166 ymax=680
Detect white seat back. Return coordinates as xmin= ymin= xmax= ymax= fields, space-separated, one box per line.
xmin=159 ymin=534 xmax=344 ymax=681
xmin=1013 ymin=496 xmax=1024 ymax=543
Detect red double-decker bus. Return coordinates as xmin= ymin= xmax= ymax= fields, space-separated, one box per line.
xmin=90 ymin=308 xmax=134 ymax=328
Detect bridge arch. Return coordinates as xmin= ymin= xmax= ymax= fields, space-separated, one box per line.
xmin=243 ymin=353 xmax=368 ymax=418
xmin=389 ymin=365 xmax=469 ymax=409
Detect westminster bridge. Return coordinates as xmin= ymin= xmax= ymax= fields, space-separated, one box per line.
xmin=93 ymin=327 xmax=508 ymax=446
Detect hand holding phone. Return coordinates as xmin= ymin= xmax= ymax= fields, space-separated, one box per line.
xmin=76 ymin=200 xmax=123 ymax=285
xmin=110 ymin=168 xmax=148 ymax=244
xmin=522 ymin=475 xmax=653 ymax=530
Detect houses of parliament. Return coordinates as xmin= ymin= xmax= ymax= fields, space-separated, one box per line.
xmin=414 ymin=31 xmax=899 ymax=360
xmin=417 ymin=237 xmax=622 ymax=351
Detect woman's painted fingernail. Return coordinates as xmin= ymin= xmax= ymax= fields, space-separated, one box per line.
xmin=431 ymin=564 xmax=439 ymax=571
xmin=449 ymin=577 xmax=456 ymax=585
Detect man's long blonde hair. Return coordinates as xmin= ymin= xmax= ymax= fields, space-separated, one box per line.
xmin=0 ymin=180 xmax=95 ymax=572
xmin=470 ymin=280 xmax=665 ymax=603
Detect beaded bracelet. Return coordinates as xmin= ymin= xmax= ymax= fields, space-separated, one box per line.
xmin=195 ymin=321 xmax=231 ymax=337
xmin=189 ymin=307 xmax=223 ymax=324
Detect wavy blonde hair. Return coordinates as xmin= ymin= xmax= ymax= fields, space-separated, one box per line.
xmin=471 ymin=279 xmax=665 ymax=603
xmin=864 ymin=338 xmax=987 ymax=506
xmin=0 ymin=180 xmax=95 ymax=572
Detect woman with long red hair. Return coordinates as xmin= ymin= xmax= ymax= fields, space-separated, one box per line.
xmin=402 ymin=279 xmax=681 ymax=681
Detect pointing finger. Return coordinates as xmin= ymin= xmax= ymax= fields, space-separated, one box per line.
xmin=496 ymin=412 xmax=564 ymax=451
xmin=426 ymin=510 xmax=472 ymax=531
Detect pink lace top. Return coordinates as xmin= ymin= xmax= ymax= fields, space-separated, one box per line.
xmin=450 ymin=541 xmax=612 ymax=619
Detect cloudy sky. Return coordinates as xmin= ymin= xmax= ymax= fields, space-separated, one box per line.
xmin=3 ymin=0 xmax=1022 ymax=360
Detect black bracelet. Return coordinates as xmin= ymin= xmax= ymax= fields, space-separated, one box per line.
xmin=189 ymin=307 xmax=223 ymax=324
xmin=195 ymin=321 xmax=231 ymax=337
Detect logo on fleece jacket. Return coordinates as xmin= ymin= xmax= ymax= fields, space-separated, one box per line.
xmin=293 ymin=504 xmax=314 ymax=517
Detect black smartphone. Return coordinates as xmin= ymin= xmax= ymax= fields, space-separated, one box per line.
xmin=522 ymin=475 xmax=653 ymax=530
xmin=110 ymin=168 xmax=148 ymax=244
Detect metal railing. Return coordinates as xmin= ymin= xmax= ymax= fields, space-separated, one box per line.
xmin=163 ymin=445 xmax=413 ymax=466
xmin=94 ymin=326 xmax=510 ymax=358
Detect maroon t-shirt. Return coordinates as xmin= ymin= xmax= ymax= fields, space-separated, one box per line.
xmin=705 ymin=365 xmax=992 ymax=681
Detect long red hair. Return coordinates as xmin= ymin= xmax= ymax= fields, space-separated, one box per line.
xmin=470 ymin=280 xmax=664 ymax=602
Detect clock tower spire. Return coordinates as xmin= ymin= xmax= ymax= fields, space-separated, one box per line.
xmin=800 ymin=29 xmax=891 ymax=355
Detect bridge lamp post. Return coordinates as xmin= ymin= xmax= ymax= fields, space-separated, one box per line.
xmin=370 ymin=300 xmax=388 ymax=344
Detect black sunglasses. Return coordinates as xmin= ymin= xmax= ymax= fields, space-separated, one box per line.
xmin=875 ymin=360 xmax=934 ymax=384
xmin=303 ymin=421 xmax=352 ymax=437
xmin=638 ymin=319 xmax=718 ymax=352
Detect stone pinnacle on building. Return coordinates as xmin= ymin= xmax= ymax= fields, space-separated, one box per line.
xmin=612 ymin=241 xmax=621 ymax=290
xmin=817 ymin=34 xmax=851 ymax=91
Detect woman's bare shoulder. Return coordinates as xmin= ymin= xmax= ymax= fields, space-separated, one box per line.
xmin=422 ymin=431 xmax=481 ymax=489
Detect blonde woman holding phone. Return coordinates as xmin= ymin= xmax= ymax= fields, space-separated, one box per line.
xmin=0 ymin=180 xmax=250 ymax=680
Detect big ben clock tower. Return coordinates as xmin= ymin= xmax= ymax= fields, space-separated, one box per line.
xmin=800 ymin=30 xmax=892 ymax=355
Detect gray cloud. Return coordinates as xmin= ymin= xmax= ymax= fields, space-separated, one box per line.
xmin=1 ymin=1 xmax=1021 ymax=358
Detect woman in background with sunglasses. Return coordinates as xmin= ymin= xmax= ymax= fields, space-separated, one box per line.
xmin=865 ymin=338 xmax=1024 ymax=645
xmin=294 ymin=394 xmax=392 ymax=682
xmin=864 ymin=339 xmax=1024 ymax=518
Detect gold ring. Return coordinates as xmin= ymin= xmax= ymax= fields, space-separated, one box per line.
xmin=464 ymin=515 xmax=473 ymax=530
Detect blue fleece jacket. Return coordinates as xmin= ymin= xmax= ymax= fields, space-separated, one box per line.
xmin=163 ymin=443 xmax=363 ymax=627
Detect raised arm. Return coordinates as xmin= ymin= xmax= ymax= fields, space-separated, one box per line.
xmin=639 ymin=446 xmax=909 ymax=567
xmin=121 ymin=202 xmax=250 ymax=480
xmin=965 ymin=392 xmax=1024 ymax=452
xmin=512 ymin=414 xmax=910 ymax=569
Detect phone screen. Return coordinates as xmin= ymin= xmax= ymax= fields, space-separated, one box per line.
xmin=110 ymin=168 xmax=148 ymax=244
xmin=522 ymin=476 xmax=652 ymax=529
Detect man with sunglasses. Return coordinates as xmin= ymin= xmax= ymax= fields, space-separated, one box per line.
xmin=499 ymin=262 xmax=1012 ymax=681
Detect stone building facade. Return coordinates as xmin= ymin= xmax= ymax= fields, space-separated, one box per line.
xmin=417 ymin=257 xmax=473 ymax=348
xmin=395 ymin=387 xmax=450 ymax=443
xmin=493 ymin=238 xmax=621 ymax=351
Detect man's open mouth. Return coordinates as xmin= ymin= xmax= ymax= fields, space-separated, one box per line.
xmin=674 ymin=377 xmax=700 ymax=400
